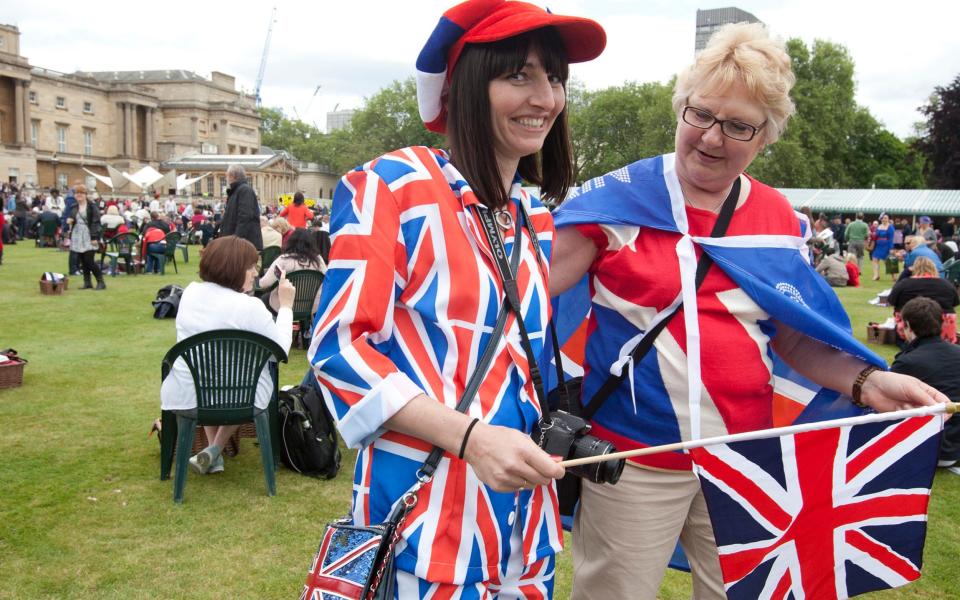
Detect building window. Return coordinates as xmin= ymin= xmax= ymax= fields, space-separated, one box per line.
xmin=31 ymin=120 xmax=39 ymax=148
xmin=206 ymin=175 xmax=214 ymax=196
xmin=85 ymin=175 xmax=97 ymax=191
xmin=57 ymin=173 xmax=68 ymax=190
xmin=29 ymin=91 xmax=37 ymax=104
xmin=193 ymin=174 xmax=202 ymax=196
xmin=56 ymin=96 xmax=66 ymax=109
xmin=83 ymin=101 xmax=93 ymax=114
xmin=83 ymin=129 xmax=93 ymax=155
xmin=57 ymin=125 xmax=67 ymax=152
xmin=8 ymin=168 xmax=19 ymax=184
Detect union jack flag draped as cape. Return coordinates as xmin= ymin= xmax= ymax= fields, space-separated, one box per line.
xmin=545 ymin=153 xmax=938 ymax=595
xmin=546 ymin=153 xmax=886 ymax=436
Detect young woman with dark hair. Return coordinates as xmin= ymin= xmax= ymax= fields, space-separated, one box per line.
xmin=257 ymin=228 xmax=325 ymax=314
xmin=306 ymin=1 xmax=604 ymax=596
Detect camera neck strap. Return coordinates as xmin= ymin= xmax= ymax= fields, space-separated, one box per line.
xmin=417 ymin=204 xmax=523 ymax=479
xmin=580 ymin=176 xmax=741 ymax=420
xmin=474 ymin=201 xmax=554 ymax=423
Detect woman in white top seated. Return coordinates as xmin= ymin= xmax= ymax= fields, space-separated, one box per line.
xmin=159 ymin=235 xmax=296 ymax=474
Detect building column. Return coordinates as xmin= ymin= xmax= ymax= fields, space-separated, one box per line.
xmin=127 ymin=103 xmax=135 ymax=157
xmin=123 ymin=103 xmax=132 ymax=156
xmin=144 ymin=108 xmax=154 ymax=160
xmin=132 ymin=105 xmax=141 ymax=158
xmin=190 ymin=116 xmax=198 ymax=144
xmin=21 ymin=80 xmax=31 ymax=146
xmin=13 ymin=79 xmax=25 ymax=145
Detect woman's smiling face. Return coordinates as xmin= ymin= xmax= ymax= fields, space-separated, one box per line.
xmin=488 ymin=49 xmax=565 ymax=169
xmin=674 ymin=81 xmax=767 ymax=198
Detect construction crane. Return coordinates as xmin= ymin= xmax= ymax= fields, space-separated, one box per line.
xmin=254 ymin=7 xmax=277 ymax=107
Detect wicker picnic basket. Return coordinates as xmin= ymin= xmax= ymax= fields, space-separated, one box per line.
xmin=39 ymin=276 xmax=69 ymax=295
xmin=0 ymin=355 xmax=25 ymax=389
xmin=187 ymin=423 xmax=258 ymax=456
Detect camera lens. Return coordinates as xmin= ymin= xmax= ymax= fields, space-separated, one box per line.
xmin=569 ymin=435 xmax=625 ymax=484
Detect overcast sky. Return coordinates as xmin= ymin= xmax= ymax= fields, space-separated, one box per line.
xmin=7 ymin=0 xmax=958 ymax=139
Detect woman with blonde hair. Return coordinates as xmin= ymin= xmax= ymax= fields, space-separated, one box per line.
xmin=551 ymin=22 xmax=947 ymax=598
xmin=889 ymin=255 xmax=959 ymax=344
xmin=269 ymin=215 xmax=292 ymax=246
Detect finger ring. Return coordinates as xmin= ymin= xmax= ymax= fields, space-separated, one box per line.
xmin=519 ymin=480 xmax=529 ymax=491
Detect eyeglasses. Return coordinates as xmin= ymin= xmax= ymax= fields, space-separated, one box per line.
xmin=682 ymin=105 xmax=765 ymax=142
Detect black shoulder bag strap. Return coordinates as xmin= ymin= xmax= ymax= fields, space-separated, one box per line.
xmin=475 ymin=201 xmax=555 ymax=423
xmin=581 ymin=177 xmax=742 ymax=420
xmin=417 ymin=209 xmax=524 ymax=478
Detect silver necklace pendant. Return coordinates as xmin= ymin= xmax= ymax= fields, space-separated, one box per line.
xmin=494 ymin=209 xmax=514 ymax=230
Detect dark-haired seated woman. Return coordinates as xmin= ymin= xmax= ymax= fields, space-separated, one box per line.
xmin=257 ymin=228 xmax=326 ymax=314
xmin=159 ymin=235 xmax=296 ymax=474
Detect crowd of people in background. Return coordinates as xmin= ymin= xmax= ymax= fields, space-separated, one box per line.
xmin=801 ymin=209 xmax=960 ymax=288
xmin=0 ymin=178 xmax=332 ymax=276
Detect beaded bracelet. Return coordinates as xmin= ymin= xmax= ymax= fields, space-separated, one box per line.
xmin=852 ymin=365 xmax=881 ymax=408
xmin=458 ymin=418 xmax=480 ymax=460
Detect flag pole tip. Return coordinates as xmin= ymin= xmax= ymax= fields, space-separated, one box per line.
xmin=947 ymin=402 xmax=959 ymax=415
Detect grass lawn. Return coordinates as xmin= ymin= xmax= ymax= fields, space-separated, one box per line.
xmin=1 ymin=243 xmax=958 ymax=599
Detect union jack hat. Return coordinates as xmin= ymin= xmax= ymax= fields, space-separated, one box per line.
xmin=416 ymin=0 xmax=606 ymax=133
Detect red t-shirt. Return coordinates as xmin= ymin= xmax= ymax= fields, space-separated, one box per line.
xmin=279 ymin=203 xmax=313 ymax=229
xmin=574 ymin=176 xmax=803 ymax=470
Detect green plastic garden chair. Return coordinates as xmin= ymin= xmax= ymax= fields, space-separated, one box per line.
xmin=159 ymin=329 xmax=288 ymax=503
xmin=149 ymin=231 xmax=182 ymax=274
xmin=35 ymin=218 xmax=59 ymax=248
xmin=286 ymin=269 xmax=325 ymax=346
xmin=101 ymin=232 xmax=140 ymax=276
xmin=259 ymin=246 xmax=281 ymax=277
xmin=944 ymin=258 xmax=960 ymax=287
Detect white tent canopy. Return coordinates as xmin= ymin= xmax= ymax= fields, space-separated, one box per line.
xmin=176 ymin=172 xmax=211 ymax=193
xmin=82 ymin=167 xmax=115 ymax=190
xmin=106 ymin=165 xmax=128 ymax=190
xmin=122 ymin=166 xmax=165 ymax=190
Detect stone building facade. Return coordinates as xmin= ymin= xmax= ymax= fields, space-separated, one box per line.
xmin=0 ymin=23 xmax=262 ymax=195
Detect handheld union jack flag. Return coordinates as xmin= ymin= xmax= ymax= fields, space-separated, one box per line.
xmin=691 ymin=415 xmax=941 ymax=599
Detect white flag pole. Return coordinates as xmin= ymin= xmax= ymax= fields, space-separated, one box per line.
xmin=559 ymin=402 xmax=957 ymax=469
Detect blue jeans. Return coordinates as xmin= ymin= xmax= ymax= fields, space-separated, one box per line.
xmin=146 ymin=242 xmax=166 ymax=272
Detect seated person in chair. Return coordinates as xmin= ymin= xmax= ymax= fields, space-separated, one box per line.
xmin=889 ymin=256 xmax=959 ymax=344
xmin=160 ymin=235 xmax=296 ymax=474
xmin=257 ymin=228 xmax=326 ymax=315
xmin=891 ymin=296 xmax=960 ymax=467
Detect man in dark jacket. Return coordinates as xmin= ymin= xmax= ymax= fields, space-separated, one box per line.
xmin=890 ymin=297 xmax=960 ymax=470
xmin=220 ymin=164 xmax=262 ymax=250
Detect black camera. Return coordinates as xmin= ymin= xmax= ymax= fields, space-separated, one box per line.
xmin=533 ymin=411 xmax=625 ymax=484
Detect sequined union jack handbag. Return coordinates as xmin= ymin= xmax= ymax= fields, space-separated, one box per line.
xmin=301 ymin=245 xmax=517 ymax=600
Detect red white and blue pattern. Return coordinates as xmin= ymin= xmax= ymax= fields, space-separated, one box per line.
xmin=549 ymin=153 xmax=885 ymax=470
xmin=307 ymin=146 xmax=561 ymax=587
xmin=690 ymin=415 xmax=941 ymax=599
xmin=302 ymin=525 xmax=385 ymax=600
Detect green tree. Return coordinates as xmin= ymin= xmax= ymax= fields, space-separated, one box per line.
xmin=915 ymin=74 xmax=960 ymax=188
xmin=568 ymin=80 xmax=675 ymax=181
xmin=330 ymin=78 xmax=445 ymax=172
xmin=258 ymin=106 xmax=326 ymax=164
xmin=749 ymin=38 xmax=923 ymax=189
